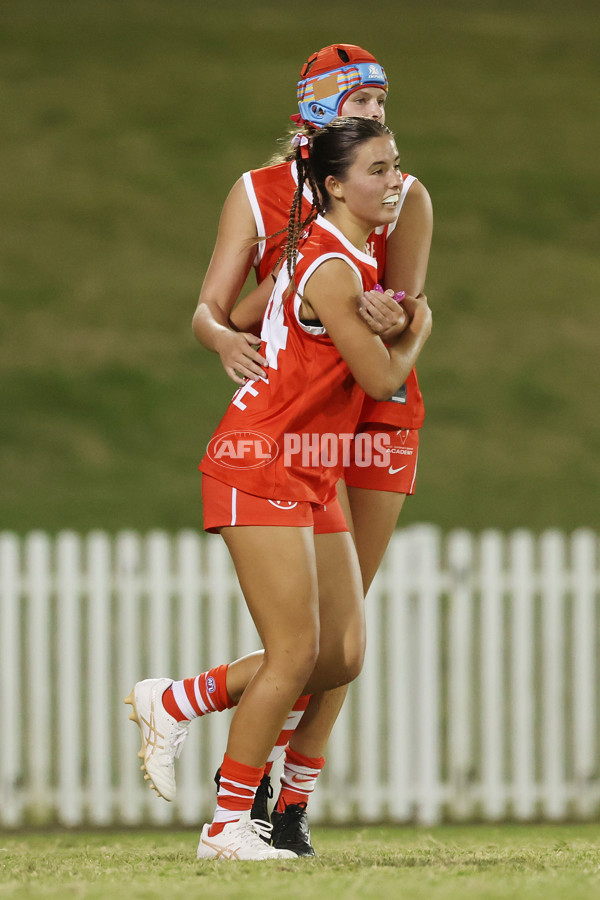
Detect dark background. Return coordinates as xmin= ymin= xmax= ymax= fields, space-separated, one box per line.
xmin=2 ymin=0 xmax=598 ymax=533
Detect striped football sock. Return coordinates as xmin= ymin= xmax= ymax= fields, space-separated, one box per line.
xmin=208 ymin=754 xmax=264 ymax=836
xmin=264 ymin=694 xmax=311 ymax=771
xmin=275 ymin=746 xmax=325 ymax=812
xmin=162 ymin=664 xmax=235 ymax=722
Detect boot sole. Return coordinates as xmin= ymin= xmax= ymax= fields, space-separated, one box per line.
xmin=124 ymin=690 xmax=170 ymax=801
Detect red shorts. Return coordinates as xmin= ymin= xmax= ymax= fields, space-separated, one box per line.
xmin=202 ymin=475 xmax=349 ymax=535
xmin=343 ymin=426 xmax=419 ymax=494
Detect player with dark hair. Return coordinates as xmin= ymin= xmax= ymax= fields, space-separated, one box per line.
xmin=194 ymin=115 xmax=430 ymax=859
xmin=126 ymin=44 xmax=432 ymax=859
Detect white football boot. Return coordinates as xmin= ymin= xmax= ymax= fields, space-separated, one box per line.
xmin=124 ymin=677 xmax=190 ymax=801
xmin=196 ymin=811 xmax=298 ymax=861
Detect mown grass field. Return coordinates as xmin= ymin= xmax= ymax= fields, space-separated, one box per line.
xmin=1 ymin=0 xmax=599 ymax=533
xmin=1 ymin=825 xmax=599 ymax=899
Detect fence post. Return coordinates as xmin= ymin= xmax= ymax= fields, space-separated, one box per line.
xmin=571 ymin=528 xmax=597 ymax=817
xmin=25 ymin=531 xmax=53 ymax=823
xmin=509 ymin=529 xmax=537 ymax=819
xmin=385 ymin=529 xmax=413 ymax=822
xmin=0 ymin=532 xmax=22 ymax=826
xmin=479 ymin=529 xmax=506 ymax=820
xmin=447 ymin=529 xmax=475 ymax=819
xmin=56 ymin=531 xmax=83 ymax=825
xmin=86 ymin=531 xmax=113 ymax=825
xmin=540 ymin=529 xmax=567 ymax=818
xmin=412 ymin=525 xmax=442 ymax=825
xmin=116 ymin=531 xmax=145 ymax=824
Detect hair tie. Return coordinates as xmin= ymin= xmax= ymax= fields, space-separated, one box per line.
xmin=292 ymin=132 xmax=310 ymax=159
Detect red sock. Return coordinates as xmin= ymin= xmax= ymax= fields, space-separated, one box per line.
xmin=208 ymin=754 xmax=264 ymax=836
xmin=276 ymin=746 xmax=325 ymax=812
xmin=162 ymin=664 xmax=235 ymax=722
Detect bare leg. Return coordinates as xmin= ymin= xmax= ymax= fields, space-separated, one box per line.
xmin=166 ymin=490 xmax=403 ymax=771
xmin=289 ymin=485 xmax=406 ymax=761
xmin=224 ymin=528 xmax=366 ymax=703
xmin=220 ymin=525 xmax=320 ymax=768
xmin=225 ymin=652 xmax=263 ymax=704
xmin=288 ymin=685 xmax=348 ymax=757
xmin=345 ymin=485 xmax=406 ymax=592
xmin=303 ymin=530 xmax=365 ymax=693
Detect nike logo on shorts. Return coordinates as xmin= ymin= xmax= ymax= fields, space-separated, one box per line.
xmin=389 ymin=465 xmax=408 ymax=475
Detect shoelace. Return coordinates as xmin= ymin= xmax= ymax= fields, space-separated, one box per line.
xmin=277 ymin=801 xmax=308 ymax=823
xmin=288 ymin=802 xmax=307 ymax=820
xmin=161 ymin=721 xmax=190 ymax=762
xmin=248 ymin=817 xmax=274 ymax=844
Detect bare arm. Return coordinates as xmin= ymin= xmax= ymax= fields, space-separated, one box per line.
xmin=229 ymin=275 xmax=275 ymax=334
xmin=304 ymin=259 xmax=432 ymax=401
xmin=192 ymin=177 xmax=268 ymax=384
xmin=384 ymin=179 xmax=433 ymax=295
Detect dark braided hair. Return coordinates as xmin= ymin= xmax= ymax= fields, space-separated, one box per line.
xmin=285 ymin=116 xmax=393 ymax=283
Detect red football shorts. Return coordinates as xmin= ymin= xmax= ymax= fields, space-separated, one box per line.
xmin=343 ymin=426 xmax=419 ymax=494
xmin=202 ymin=475 xmax=349 ymax=535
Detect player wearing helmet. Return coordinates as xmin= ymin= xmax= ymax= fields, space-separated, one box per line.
xmin=294 ymin=43 xmax=388 ymax=125
xmin=126 ymin=44 xmax=432 ymax=858
xmin=193 ymin=116 xmax=430 ymax=860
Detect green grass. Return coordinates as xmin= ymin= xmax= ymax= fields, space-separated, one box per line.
xmin=1 ymin=825 xmax=599 ymax=899
xmin=1 ymin=0 xmax=599 ymax=532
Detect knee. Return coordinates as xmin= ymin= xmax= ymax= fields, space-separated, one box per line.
xmin=335 ymin=612 xmax=367 ymax=685
xmin=347 ymin=646 xmax=365 ymax=683
xmin=311 ymin=633 xmax=366 ymax=691
xmin=267 ymin=626 xmax=320 ymax=688
xmin=336 ymin=640 xmax=366 ymax=686
xmin=289 ymin=638 xmax=321 ymax=684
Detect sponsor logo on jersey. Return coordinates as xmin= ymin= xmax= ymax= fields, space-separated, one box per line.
xmin=388 ymin=429 xmax=414 ymax=456
xmin=207 ymin=430 xmax=279 ymax=469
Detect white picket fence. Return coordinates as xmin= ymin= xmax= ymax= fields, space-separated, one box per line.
xmin=0 ymin=526 xmax=599 ymax=828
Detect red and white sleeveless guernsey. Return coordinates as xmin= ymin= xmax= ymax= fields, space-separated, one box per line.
xmin=243 ymin=160 xmax=424 ymax=430
xmin=200 ymin=215 xmax=378 ymax=504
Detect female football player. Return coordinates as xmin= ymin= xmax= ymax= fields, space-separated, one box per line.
xmin=127 ymin=44 xmax=432 ymax=859
xmin=196 ymin=116 xmax=430 ymax=858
